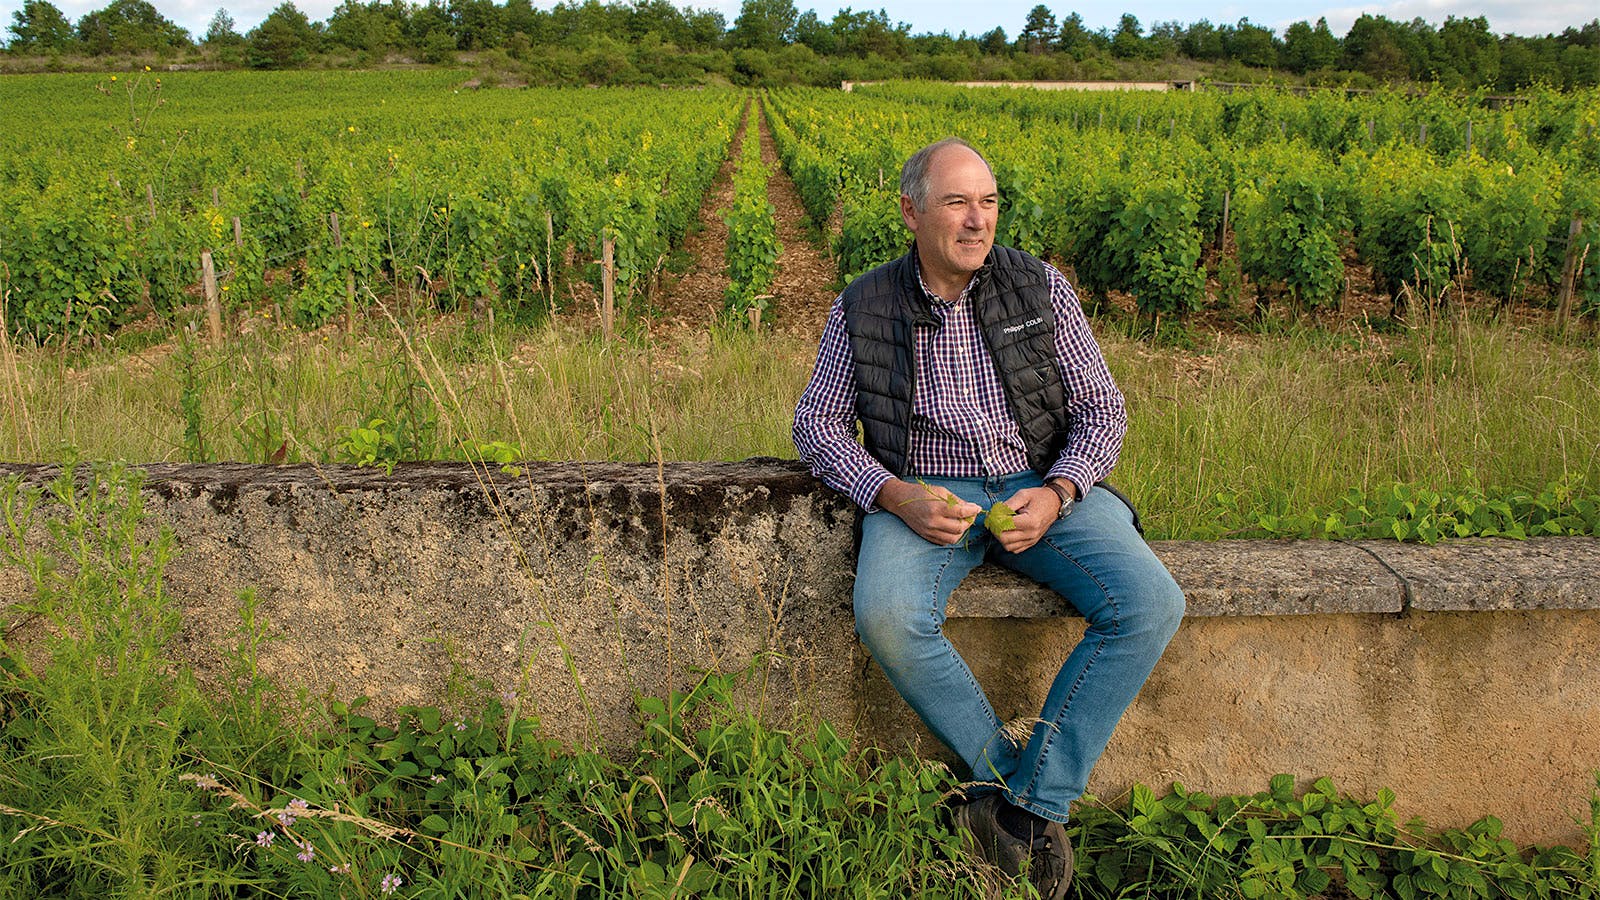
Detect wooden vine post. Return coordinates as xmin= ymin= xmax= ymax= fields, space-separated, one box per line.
xmin=1218 ymin=190 xmax=1231 ymax=251
xmin=545 ymin=212 xmax=555 ymax=313
xmin=200 ymin=250 xmax=222 ymax=344
xmin=601 ymin=236 xmax=616 ymax=340
xmin=329 ymin=212 xmax=356 ymax=333
xmin=1556 ymin=216 xmax=1587 ymax=332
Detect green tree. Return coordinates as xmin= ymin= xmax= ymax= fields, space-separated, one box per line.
xmin=545 ymin=0 xmax=627 ymax=42
xmin=1437 ymin=15 xmax=1499 ymax=87
xmin=1282 ymin=18 xmax=1338 ymax=73
xmin=1020 ymin=4 xmax=1056 ymax=53
xmin=1400 ymin=17 xmax=1445 ymax=79
xmin=682 ymin=7 xmax=725 ymax=48
xmin=325 ymin=0 xmax=395 ymax=52
xmin=977 ymin=26 xmax=1007 ymax=55
xmin=75 ymin=0 xmax=190 ymax=54
xmin=1225 ymin=17 xmax=1278 ymax=68
xmin=1497 ymin=35 xmax=1561 ymax=89
xmin=625 ymin=0 xmax=689 ymax=45
xmin=1147 ymin=20 xmax=1183 ymax=58
xmin=8 ymin=0 xmax=74 ymax=52
xmin=1182 ymin=19 xmax=1224 ymax=61
xmin=794 ymin=9 xmax=835 ymax=54
xmin=1558 ymin=42 xmax=1599 ymax=87
xmin=246 ymin=1 xmax=316 ymax=67
xmin=1110 ymin=13 xmax=1146 ymax=59
xmin=448 ymin=0 xmax=503 ymax=49
xmin=405 ymin=0 xmax=452 ymax=47
xmin=502 ymin=0 xmax=540 ymax=41
xmin=1056 ymin=12 xmax=1095 ymax=58
xmin=1343 ymin=14 xmax=1411 ymax=81
xmin=730 ymin=0 xmax=795 ymax=50
xmin=831 ymin=8 xmax=907 ymax=58
xmin=202 ymin=7 xmax=242 ymax=46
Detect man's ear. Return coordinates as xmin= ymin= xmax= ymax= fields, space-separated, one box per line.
xmin=900 ymin=194 xmax=919 ymax=233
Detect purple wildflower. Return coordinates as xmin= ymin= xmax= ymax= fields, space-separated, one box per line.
xmin=295 ymin=839 xmax=315 ymax=863
xmin=277 ymin=797 xmax=309 ymax=827
xmin=453 ymin=720 xmax=466 ymax=732
xmin=380 ymin=872 xmax=403 ymax=894
xmin=255 ymin=831 xmax=274 ymax=848
xmin=329 ymin=862 xmax=352 ymax=876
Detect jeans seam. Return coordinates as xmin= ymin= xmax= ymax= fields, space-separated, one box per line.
xmin=927 ymin=546 xmax=1001 ymax=737
xmin=1012 ymin=535 xmax=1121 ymax=813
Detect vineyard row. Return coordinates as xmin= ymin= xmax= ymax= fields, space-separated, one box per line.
xmin=0 ymin=72 xmax=739 ymax=339
xmin=767 ymin=83 xmax=1599 ymax=319
xmin=3 ymin=75 xmax=1599 ymax=341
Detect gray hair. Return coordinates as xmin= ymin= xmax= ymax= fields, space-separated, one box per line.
xmin=899 ymin=138 xmax=994 ymax=211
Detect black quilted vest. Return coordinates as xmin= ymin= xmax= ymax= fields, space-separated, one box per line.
xmin=840 ymin=244 xmax=1069 ymax=478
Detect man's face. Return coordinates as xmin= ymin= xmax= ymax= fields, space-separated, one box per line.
xmin=900 ymin=145 xmax=998 ymax=291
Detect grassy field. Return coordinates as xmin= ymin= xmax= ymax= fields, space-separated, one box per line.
xmin=2 ymin=307 xmax=1596 ymax=540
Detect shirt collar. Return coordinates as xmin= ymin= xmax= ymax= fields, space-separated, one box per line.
xmin=911 ymin=249 xmax=980 ymax=309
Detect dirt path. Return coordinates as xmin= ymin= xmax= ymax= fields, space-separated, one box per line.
xmin=756 ymin=98 xmax=839 ymax=339
xmin=645 ymin=101 xmax=747 ymax=336
xmin=555 ymin=95 xmax=837 ymax=344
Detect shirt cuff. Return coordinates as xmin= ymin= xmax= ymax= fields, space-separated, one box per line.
xmin=852 ymin=467 xmax=896 ymax=513
xmin=1046 ymin=459 xmax=1096 ymax=504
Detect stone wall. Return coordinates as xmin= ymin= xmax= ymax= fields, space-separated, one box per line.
xmin=2 ymin=461 xmax=1597 ymax=847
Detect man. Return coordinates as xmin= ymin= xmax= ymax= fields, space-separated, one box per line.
xmin=792 ymin=138 xmax=1185 ymax=898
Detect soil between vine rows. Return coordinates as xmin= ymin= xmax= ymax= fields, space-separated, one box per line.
xmin=635 ymin=96 xmax=839 ymax=343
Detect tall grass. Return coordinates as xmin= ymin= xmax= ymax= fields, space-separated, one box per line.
xmin=1109 ymin=318 xmax=1600 ymax=537
xmin=0 ymin=465 xmax=253 ymax=895
xmin=0 ymin=318 xmax=809 ymax=466
xmin=0 ymin=313 xmax=1596 ymax=539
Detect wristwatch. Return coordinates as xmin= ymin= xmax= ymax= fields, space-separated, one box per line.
xmin=1045 ymin=480 xmax=1075 ymax=520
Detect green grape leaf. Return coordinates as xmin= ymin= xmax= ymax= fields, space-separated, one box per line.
xmin=985 ymin=501 xmax=1017 ymax=537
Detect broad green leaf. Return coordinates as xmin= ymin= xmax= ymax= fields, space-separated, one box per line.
xmin=984 ymin=501 xmax=1017 ymax=536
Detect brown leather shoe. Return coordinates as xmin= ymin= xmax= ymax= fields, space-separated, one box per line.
xmin=954 ymin=796 xmax=1074 ymax=899
xmin=1031 ymin=817 xmax=1073 ymax=900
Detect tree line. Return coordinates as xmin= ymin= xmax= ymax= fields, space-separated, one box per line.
xmin=6 ymin=0 xmax=1599 ymax=90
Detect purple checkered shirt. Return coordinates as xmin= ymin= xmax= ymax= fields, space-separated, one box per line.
xmin=792 ymin=254 xmax=1126 ymax=512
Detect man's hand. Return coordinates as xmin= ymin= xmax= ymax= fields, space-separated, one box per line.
xmin=877 ymin=478 xmax=983 ymax=546
xmin=992 ymin=485 xmax=1069 ymax=554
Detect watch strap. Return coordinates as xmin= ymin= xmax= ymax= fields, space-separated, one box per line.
xmin=1045 ymin=480 xmax=1075 ymax=519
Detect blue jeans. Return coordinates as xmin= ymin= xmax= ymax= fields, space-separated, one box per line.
xmin=854 ymin=472 xmax=1185 ymax=824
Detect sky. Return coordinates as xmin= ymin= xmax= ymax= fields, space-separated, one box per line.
xmin=6 ymin=0 xmax=1597 ymax=50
